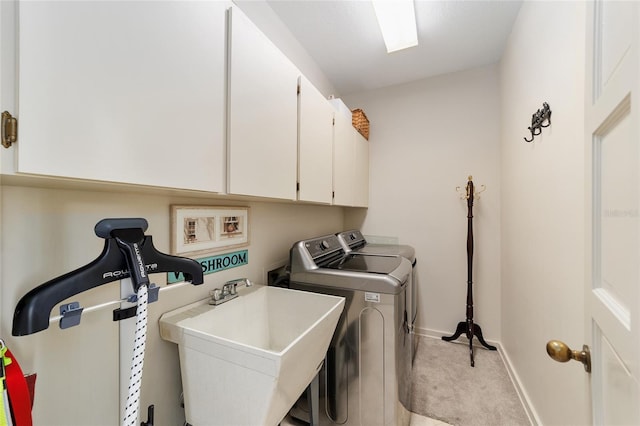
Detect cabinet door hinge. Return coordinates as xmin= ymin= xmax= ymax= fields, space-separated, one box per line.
xmin=2 ymin=111 xmax=17 ymax=148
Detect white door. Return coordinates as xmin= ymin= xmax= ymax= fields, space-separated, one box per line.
xmin=585 ymin=1 xmax=640 ymax=423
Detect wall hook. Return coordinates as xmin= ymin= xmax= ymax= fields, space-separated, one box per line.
xmin=524 ymin=102 xmax=552 ymax=142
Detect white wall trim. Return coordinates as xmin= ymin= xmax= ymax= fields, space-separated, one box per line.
xmin=495 ymin=341 xmax=541 ymax=426
xmin=415 ymin=327 xmax=540 ymax=426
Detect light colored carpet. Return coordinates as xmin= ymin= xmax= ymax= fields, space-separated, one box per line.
xmin=411 ymin=335 xmax=530 ymax=426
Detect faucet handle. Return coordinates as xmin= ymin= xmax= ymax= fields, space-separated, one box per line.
xmin=211 ymin=288 xmax=223 ymax=301
xmin=223 ymin=282 xmax=237 ymax=295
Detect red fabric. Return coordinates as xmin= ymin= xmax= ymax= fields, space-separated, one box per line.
xmin=24 ymin=375 xmax=36 ymax=410
xmin=4 ymin=349 xmax=32 ymax=426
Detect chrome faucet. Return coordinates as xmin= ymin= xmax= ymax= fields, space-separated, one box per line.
xmin=210 ymin=278 xmax=252 ymax=305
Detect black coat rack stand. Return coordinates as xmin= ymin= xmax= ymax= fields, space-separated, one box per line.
xmin=442 ymin=176 xmax=496 ymax=367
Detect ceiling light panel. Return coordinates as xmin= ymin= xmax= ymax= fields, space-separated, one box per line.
xmin=371 ymin=0 xmax=418 ymax=53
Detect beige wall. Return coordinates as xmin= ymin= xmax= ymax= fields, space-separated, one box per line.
xmin=343 ymin=64 xmax=502 ymax=342
xmin=500 ymin=1 xmax=589 ymax=424
xmin=0 ymin=185 xmax=344 ymax=425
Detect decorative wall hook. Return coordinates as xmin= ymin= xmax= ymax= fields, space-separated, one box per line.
xmin=524 ymin=102 xmax=552 ymax=142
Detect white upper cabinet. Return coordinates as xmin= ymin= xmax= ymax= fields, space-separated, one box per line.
xmin=3 ymin=1 xmax=368 ymax=205
xmin=332 ymin=111 xmax=369 ymax=207
xmin=332 ymin=112 xmax=356 ymax=206
xmin=14 ymin=1 xmax=228 ymax=192
xmin=353 ymin=132 xmax=370 ymax=207
xmin=227 ymin=6 xmax=300 ymax=200
xmin=298 ymin=76 xmax=334 ymax=204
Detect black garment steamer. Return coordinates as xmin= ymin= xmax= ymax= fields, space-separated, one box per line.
xmin=11 ymin=218 xmax=205 ymax=425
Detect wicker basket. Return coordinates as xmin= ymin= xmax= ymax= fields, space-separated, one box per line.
xmin=351 ymin=109 xmax=370 ymax=140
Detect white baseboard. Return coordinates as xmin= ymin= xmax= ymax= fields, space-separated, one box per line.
xmin=495 ymin=341 xmax=541 ymax=426
xmin=414 ymin=327 xmax=540 ymax=426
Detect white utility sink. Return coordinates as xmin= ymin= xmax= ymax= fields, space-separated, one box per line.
xmin=159 ymin=284 xmax=344 ymax=426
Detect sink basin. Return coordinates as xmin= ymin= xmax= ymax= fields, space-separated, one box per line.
xmin=159 ymin=284 xmax=344 ymax=426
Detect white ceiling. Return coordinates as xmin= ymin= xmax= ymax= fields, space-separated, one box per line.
xmin=265 ymin=0 xmax=523 ymax=95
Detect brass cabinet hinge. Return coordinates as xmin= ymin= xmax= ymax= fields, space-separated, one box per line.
xmin=2 ymin=111 xmax=17 ymax=148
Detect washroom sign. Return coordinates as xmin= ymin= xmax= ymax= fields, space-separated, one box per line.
xmin=167 ymin=249 xmax=248 ymax=284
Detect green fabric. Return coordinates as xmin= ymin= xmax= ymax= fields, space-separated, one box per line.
xmin=0 ymin=345 xmax=10 ymax=426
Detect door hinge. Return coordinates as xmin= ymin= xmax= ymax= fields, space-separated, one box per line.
xmin=296 ymin=182 xmax=300 ymax=192
xmin=332 ymin=117 xmax=335 ymax=125
xmin=332 ymin=191 xmax=335 ymax=199
xmin=297 ymin=83 xmax=300 ymax=95
xmin=2 ymin=111 xmax=17 ymax=148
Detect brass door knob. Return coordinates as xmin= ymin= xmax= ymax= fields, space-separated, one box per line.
xmin=546 ymin=340 xmax=591 ymax=373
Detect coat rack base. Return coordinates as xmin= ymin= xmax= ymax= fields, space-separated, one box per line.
xmin=442 ymin=321 xmax=497 ymax=367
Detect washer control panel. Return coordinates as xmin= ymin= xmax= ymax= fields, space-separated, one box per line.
xmin=305 ymin=235 xmax=344 ymax=259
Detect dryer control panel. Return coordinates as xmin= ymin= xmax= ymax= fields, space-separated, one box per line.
xmin=337 ymin=230 xmax=366 ymax=250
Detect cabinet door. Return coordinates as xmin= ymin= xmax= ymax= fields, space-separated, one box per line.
xmin=298 ymin=76 xmax=334 ymax=204
xmin=332 ymin=112 xmax=355 ymax=206
xmin=227 ymin=6 xmax=299 ymax=200
xmin=353 ymin=133 xmax=369 ymax=207
xmin=17 ymin=1 xmax=227 ymax=192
